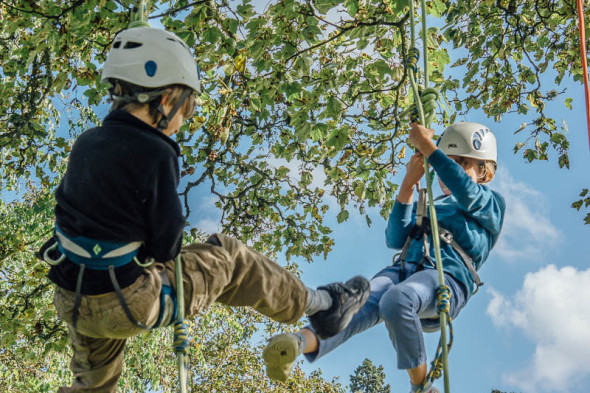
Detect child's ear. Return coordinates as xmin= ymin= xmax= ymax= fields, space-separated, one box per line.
xmin=479 ymin=168 xmax=494 ymax=184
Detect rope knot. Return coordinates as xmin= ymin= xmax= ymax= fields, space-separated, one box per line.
xmin=174 ymin=319 xmax=191 ymax=356
xmin=431 ymin=356 xmax=445 ymax=379
xmin=436 ymin=285 xmax=451 ymax=315
xmin=405 ymin=47 xmax=420 ymax=74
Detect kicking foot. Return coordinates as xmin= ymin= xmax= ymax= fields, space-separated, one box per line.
xmin=263 ymin=333 xmax=304 ymax=382
xmin=308 ymin=275 xmax=370 ymax=339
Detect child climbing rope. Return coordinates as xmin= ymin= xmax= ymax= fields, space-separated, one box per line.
xmin=37 ymin=26 xmax=370 ymax=392
xmin=263 ymin=121 xmax=506 ymax=393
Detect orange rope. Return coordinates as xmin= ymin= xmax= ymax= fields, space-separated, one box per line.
xmin=577 ymin=0 xmax=590 ymax=152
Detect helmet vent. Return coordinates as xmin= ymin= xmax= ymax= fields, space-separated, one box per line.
xmin=167 ymin=37 xmax=189 ymax=49
xmin=124 ymin=41 xmax=143 ymax=49
xmin=472 ymin=128 xmax=490 ymax=150
xmin=113 ymin=41 xmax=122 ymax=49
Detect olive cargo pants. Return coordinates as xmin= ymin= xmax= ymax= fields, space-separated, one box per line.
xmin=53 ymin=234 xmax=308 ymax=392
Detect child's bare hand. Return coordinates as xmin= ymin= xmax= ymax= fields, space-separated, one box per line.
xmin=396 ymin=152 xmax=426 ymax=203
xmin=409 ymin=123 xmax=436 ymax=156
xmin=403 ymin=152 xmax=425 ymax=187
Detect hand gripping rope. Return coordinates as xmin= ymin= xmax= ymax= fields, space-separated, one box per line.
xmin=405 ymin=0 xmax=452 ymax=392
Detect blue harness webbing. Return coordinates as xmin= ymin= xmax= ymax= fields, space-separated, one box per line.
xmin=46 ymin=225 xmax=177 ymax=331
xmin=54 ymin=224 xmax=141 ymax=269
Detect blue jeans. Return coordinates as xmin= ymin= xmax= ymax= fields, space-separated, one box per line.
xmin=304 ymin=262 xmax=468 ymax=369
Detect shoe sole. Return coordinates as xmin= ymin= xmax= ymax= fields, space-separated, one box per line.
xmin=262 ymin=334 xmax=300 ymax=382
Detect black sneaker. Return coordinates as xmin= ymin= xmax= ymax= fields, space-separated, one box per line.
xmin=308 ymin=276 xmax=370 ymax=339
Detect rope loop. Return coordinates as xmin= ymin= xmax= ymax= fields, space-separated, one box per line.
xmin=436 ymin=284 xmax=451 ymax=315
xmin=405 ymin=47 xmax=420 ymax=74
xmin=174 ymin=319 xmax=191 ymax=356
xmin=410 ymin=87 xmax=440 ymax=124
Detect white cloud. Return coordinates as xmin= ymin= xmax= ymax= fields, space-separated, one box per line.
xmin=487 ymin=265 xmax=590 ymax=392
xmin=194 ymin=218 xmax=222 ymax=235
xmin=492 ymin=169 xmax=563 ymax=261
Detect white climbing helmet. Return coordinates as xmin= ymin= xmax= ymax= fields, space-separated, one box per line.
xmin=437 ymin=122 xmax=497 ymax=165
xmin=101 ymin=27 xmax=200 ymax=93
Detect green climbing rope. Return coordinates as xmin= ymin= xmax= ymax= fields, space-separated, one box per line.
xmin=129 ymin=0 xmax=151 ymax=28
xmin=405 ymin=0 xmax=452 ymax=392
xmin=174 ymin=254 xmax=190 ymax=393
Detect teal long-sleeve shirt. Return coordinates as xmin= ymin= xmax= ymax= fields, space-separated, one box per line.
xmin=386 ymin=149 xmax=506 ymax=298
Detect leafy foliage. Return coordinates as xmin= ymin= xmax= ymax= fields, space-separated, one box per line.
xmin=1 ymin=0 xmax=588 ymax=391
xmin=349 ymin=358 xmax=391 ymax=393
xmin=572 ymin=188 xmax=590 ymax=225
xmin=1 ymin=0 xmax=587 ymax=259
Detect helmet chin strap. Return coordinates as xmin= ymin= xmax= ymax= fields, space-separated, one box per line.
xmin=156 ymin=88 xmax=193 ymax=131
xmin=110 ymin=87 xmax=167 ymax=105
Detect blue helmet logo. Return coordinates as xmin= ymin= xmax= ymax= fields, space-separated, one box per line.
xmin=144 ymin=60 xmax=157 ymax=77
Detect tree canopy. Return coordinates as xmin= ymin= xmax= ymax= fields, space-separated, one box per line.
xmin=0 ymin=0 xmax=588 ymax=391
xmin=349 ymin=358 xmax=391 ymax=393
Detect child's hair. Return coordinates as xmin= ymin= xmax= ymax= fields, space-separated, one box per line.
xmin=477 ymin=161 xmax=497 ymax=184
xmin=108 ymin=80 xmax=195 ymax=124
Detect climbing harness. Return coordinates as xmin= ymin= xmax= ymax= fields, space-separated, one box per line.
xmin=42 ymin=226 xmax=177 ymax=331
xmin=575 ymin=0 xmax=590 ymax=152
xmin=393 ymin=190 xmax=483 ymax=295
xmin=404 ymin=0 xmax=452 ymax=391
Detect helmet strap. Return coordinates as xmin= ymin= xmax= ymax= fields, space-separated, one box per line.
xmin=109 ymin=87 xmax=167 ymax=105
xmin=156 ymin=88 xmax=193 ymax=131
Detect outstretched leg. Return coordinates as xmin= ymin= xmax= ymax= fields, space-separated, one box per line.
xmin=169 ymin=234 xmax=369 ymax=325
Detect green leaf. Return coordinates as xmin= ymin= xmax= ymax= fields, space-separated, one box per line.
xmin=337 ymin=209 xmax=349 ymax=223
xmin=326 ymin=127 xmax=350 ymax=151
xmin=314 ymin=0 xmax=340 ymax=14
xmin=249 ymin=39 xmax=266 ymax=60
xmin=311 ymin=123 xmax=328 ymax=142
xmin=344 ymin=0 xmax=359 ymax=16
xmin=326 ymin=96 xmax=343 ymax=117
xmin=203 ymin=27 xmax=219 ymax=44
xmin=284 ymin=81 xmax=302 ymax=99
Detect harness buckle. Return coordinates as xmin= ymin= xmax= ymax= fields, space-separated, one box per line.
xmin=440 ymin=229 xmax=454 ymax=244
xmin=43 ymin=240 xmax=66 ymax=266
